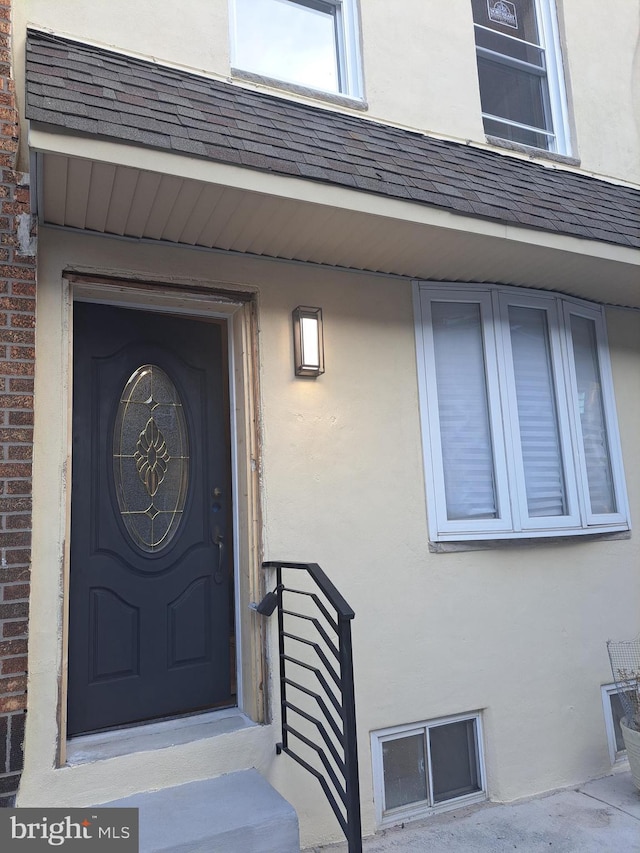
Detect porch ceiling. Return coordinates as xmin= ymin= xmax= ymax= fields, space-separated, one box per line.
xmin=34 ymin=143 xmax=640 ymax=308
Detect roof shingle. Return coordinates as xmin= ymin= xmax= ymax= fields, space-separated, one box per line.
xmin=25 ymin=29 xmax=640 ymax=250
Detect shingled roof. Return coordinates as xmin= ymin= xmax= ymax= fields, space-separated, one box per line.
xmin=25 ymin=29 xmax=640 ymax=250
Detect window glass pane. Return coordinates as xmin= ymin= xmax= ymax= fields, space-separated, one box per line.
xmin=509 ymin=306 xmax=566 ymax=517
xmin=610 ymin=692 xmax=634 ymax=753
xmin=472 ymin=0 xmax=540 ymax=44
xmin=474 ymin=25 xmax=545 ymax=66
xmin=382 ymin=734 xmax=428 ymax=810
xmin=570 ymin=315 xmax=616 ymax=514
xmin=478 ymin=57 xmax=550 ymax=135
xmin=431 ymin=302 xmax=498 ymax=521
xmin=429 ymin=720 xmax=481 ymax=803
xmin=234 ymin=0 xmax=339 ymax=93
xmin=483 ymin=116 xmax=551 ymax=150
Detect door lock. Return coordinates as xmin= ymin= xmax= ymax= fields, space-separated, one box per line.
xmin=213 ymin=526 xmax=224 ymax=584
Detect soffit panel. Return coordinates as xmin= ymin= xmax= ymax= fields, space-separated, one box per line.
xmin=37 ymin=152 xmax=640 ymax=308
xmin=84 ymin=162 xmax=117 ymax=232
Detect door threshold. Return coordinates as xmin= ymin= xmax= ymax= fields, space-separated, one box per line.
xmin=65 ymin=707 xmax=256 ymax=766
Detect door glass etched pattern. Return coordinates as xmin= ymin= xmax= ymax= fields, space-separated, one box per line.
xmin=114 ymin=364 xmax=189 ymax=552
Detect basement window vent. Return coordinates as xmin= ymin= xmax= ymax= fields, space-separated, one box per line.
xmin=371 ymin=712 xmax=486 ymax=826
xmin=602 ymin=682 xmax=636 ymax=764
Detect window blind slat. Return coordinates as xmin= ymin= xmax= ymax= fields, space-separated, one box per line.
xmin=432 ymin=302 xmax=497 ymax=520
xmin=509 ymin=306 xmax=566 ymax=518
xmin=570 ymin=315 xmax=616 ymax=515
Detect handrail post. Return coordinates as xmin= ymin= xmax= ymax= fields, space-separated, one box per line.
xmin=275 ymin=564 xmax=287 ymax=753
xmin=338 ymin=614 xmax=362 ymax=853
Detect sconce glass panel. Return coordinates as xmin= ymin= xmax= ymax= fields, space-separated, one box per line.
xmin=292 ymin=306 xmax=325 ymax=377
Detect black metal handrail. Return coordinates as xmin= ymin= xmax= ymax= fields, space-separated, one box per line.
xmin=262 ymin=561 xmax=362 ymax=853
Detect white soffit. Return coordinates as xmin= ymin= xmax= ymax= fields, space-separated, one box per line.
xmin=31 ymin=130 xmax=640 ymax=308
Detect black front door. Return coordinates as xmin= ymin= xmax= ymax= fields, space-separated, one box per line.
xmin=68 ymin=302 xmax=233 ymax=735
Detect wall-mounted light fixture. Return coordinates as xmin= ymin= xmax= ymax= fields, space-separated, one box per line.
xmin=292 ymin=306 xmax=325 ymax=377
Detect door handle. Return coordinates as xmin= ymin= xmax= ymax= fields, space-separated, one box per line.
xmin=213 ymin=527 xmax=224 ymax=585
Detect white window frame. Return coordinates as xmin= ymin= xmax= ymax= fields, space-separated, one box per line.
xmin=601 ymin=682 xmax=635 ymax=765
xmin=496 ymin=290 xmax=582 ymax=532
xmin=229 ymin=0 xmax=363 ymax=99
xmin=371 ymin=712 xmax=486 ymax=827
xmin=473 ymin=0 xmax=571 ymax=155
xmin=414 ymin=282 xmax=630 ymax=543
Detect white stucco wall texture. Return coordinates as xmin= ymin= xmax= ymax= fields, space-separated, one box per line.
xmin=257 ymin=254 xmax=640 ymax=840
xmin=21 ymin=228 xmax=640 ymax=847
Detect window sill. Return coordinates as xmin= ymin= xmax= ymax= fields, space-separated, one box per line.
xmin=230 ymin=67 xmax=368 ymax=111
xmin=485 ymin=135 xmax=580 ymax=167
xmin=380 ymin=790 xmax=487 ymax=829
xmin=429 ymin=529 xmax=631 ymax=553
xmin=65 ymin=707 xmax=257 ymax=765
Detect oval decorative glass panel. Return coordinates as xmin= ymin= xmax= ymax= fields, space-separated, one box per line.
xmin=113 ymin=364 xmax=189 ymax=552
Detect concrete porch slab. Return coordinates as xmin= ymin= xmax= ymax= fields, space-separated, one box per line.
xmin=310 ymin=771 xmax=640 ymax=852
xmin=98 ymin=768 xmax=300 ymax=853
xmin=579 ymin=772 xmax=640 ymax=820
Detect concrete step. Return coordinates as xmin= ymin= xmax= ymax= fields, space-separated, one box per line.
xmin=98 ymin=769 xmax=300 ymax=853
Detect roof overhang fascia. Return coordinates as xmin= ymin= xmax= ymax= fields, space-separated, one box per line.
xmin=29 ymin=125 xmax=640 ymax=307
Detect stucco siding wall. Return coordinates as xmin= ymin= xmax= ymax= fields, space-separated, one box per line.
xmin=561 ymin=0 xmax=640 ymax=184
xmin=15 ymin=0 xmax=640 ymax=184
xmin=23 ymin=227 xmax=640 ymax=845
xmin=258 ymin=274 xmax=640 ymax=833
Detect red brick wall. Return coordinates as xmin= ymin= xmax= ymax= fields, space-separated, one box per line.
xmin=0 ymin=0 xmax=36 ymax=807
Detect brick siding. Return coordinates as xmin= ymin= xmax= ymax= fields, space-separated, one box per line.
xmin=0 ymin=0 xmax=36 ymax=808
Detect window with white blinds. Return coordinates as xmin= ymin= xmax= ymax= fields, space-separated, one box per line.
xmin=431 ymin=301 xmax=498 ymax=521
xmin=414 ymin=283 xmax=629 ymax=541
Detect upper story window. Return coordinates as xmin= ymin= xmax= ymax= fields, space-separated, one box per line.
xmin=230 ymin=0 xmax=362 ymax=98
xmin=414 ymin=283 xmax=629 ymax=543
xmin=471 ymin=0 xmax=570 ymax=153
